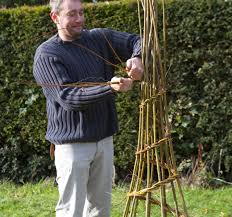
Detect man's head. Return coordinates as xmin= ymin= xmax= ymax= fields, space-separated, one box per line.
xmin=50 ymin=0 xmax=85 ymax=41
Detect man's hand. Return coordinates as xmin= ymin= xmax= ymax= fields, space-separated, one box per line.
xmin=110 ymin=76 xmax=133 ymax=92
xmin=126 ymin=57 xmax=144 ymax=81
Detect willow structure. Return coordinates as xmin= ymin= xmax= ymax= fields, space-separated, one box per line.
xmin=123 ymin=0 xmax=189 ymax=217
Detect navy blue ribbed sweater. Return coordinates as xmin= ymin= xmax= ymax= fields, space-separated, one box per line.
xmin=33 ymin=28 xmax=141 ymax=144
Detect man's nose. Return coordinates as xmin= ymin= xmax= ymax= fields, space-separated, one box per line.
xmin=74 ymin=16 xmax=82 ymax=23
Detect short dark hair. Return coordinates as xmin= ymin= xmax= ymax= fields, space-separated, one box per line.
xmin=49 ymin=0 xmax=82 ymax=13
xmin=49 ymin=0 xmax=63 ymax=13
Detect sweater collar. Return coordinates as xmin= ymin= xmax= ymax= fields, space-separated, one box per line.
xmin=55 ymin=31 xmax=87 ymax=44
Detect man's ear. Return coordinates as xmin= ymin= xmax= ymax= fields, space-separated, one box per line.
xmin=50 ymin=12 xmax=59 ymax=24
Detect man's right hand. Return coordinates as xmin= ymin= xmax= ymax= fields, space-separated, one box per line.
xmin=110 ymin=76 xmax=133 ymax=92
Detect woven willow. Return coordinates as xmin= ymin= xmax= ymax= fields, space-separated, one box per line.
xmin=123 ymin=0 xmax=189 ymax=216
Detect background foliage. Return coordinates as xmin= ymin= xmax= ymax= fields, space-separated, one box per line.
xmin=0 ymin=0 xmax=47 ymax=8
xmin=0 ymin=0 xmax=231 ymax=183
xmin=0 ymin=0 xmax=114 ymax=8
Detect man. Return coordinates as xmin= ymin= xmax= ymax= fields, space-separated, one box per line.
xmin=33 ymin=0 xmax=144 ymax=216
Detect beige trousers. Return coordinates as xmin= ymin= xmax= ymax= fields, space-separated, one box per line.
xmin=54 ymin=136 xmax=114 ymax=217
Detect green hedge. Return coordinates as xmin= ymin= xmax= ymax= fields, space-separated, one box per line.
xmin=166 ymin=0 xmax=232 ymax=181
xmin=0 ymin=0 xmax=116 ymax=8
xmin=0 ymin=0 xmax=232 ymax=183
xmin=0 ymin=0 xmax=47 ymax=8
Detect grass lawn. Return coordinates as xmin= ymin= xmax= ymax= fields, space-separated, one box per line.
xmin=0 ymin=179 xmax=232 ymax=217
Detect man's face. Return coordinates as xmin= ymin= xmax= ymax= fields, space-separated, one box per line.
xmin=56 ymin=0 xmax=85 ymax=40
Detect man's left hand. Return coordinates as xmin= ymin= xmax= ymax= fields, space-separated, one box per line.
xmin=126 ymin=57 xmax=144 ymax=81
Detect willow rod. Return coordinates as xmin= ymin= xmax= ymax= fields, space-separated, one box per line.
xmin=123 ymin=0 xmax=189 ymax=216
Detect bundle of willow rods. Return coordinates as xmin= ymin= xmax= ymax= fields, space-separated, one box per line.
xmin=123 ymin=0 xmax=189 ymax=216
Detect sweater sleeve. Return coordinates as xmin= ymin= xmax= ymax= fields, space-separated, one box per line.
xmin=33 ymin=54 xmax=113 ymax=111
xmin=100 ymin=28 xmax=141 ymax=64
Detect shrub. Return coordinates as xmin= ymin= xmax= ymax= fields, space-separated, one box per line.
xmin=0 ymin=0 xmax=231 ymax=183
